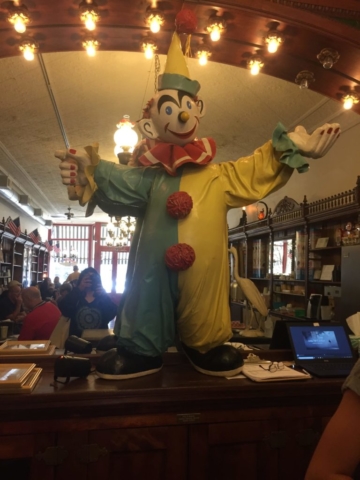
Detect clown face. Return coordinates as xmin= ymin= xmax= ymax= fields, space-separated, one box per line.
xmin=138 ymin=89 xmax=205 ymax=146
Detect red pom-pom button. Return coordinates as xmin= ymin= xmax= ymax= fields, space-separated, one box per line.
xmin=175 ymin=9 xmax=197 ymax=34
xmin=165 ymin=243 xmax=195 ymax=271
xmin=166 ymin=191 xmax=193 ymax=219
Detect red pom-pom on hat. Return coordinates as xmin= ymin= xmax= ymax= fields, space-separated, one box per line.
xmin=175 ymin=9 xmax=197 ymax=34
xmin=165 ymin=243 xmax=195 ymax=271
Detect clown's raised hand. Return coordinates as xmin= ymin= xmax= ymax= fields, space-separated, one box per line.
xmin=287 ymin=123 xmax=340 ymax=159
xmin=55 ymin=148 xmax=91 ymax=187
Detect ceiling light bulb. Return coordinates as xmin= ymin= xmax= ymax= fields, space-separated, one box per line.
xmin=79 ymin=1 xmax=100 ymax=31
xmin=210 ymin=25 xmax=221 ymax=42
xmin=343 ymin=97 xmax=353 ymax=110
xmin=23 ymin=45 xmax=34 ymax=61
xmin=84 ymin=13 xmax=96 ymax=31
xmin=86 ymin=44 xmax=96 ymax=56
xmin=197 ymin=50 xmax=211 ymax=66
xmin=143 ymin=42 xmax=156 ymax=60
xmin=149 ymin=17 xmax=161 ymax=33
xmin=144 ymin=45 xmax=153 ymax=59
xmin=342 ymin=94 xmax=359 ymax=110
xmin=267 ymin=38 xmax=279 ymax=54
xmin=19 ymin=41 xmax=37 ymax=61
xmin=145 ymin=8 xmax=164 ymax=34
xmin=206 ymin=17 xmax=226 ymax=42
xmin=199 ymin=54 xmax=208 ymax=66
xmin=265 ymin=32 xmax=283 ymax=54
xmin=250 ymin=63 xmax=260 ymax=75
xmin=14 ymin=16 xmax=27 ymax=33
xmin=8 ymin=6 xmax=30 ymax=33
xmin=82 ymin=39 xmax=99 ymax=57
xmin=247 ymin=56 xmax=264 ymax=76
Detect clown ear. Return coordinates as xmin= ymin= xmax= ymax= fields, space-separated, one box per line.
xmin=195 ymin=97 xmax=206 ymax=118
xmin=137 ymin=118 xmax=160 ymax=141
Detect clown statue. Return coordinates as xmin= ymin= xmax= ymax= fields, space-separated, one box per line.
xmin=56 ymin=16 xmax=340 ymax=380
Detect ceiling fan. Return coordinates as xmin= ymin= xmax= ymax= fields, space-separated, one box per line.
xmin=51 ymin=207 xmax=85 ymax=220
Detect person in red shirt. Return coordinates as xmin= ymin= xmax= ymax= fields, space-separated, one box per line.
xmin=18 ymin=287 xmax=61 ymax=341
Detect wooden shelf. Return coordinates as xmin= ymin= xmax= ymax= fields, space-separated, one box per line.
xmin=249 ymin=277 xmax=269 ymax=281
xmin=273 ymin=279 xmax=305 ymax=283
xmin=309 ymin=280 xmax=341 ymax=285
xmin=309 ymin=246 xmax=341 ymax=252
xmin=273 ymin=291 xmax=305 ymax=296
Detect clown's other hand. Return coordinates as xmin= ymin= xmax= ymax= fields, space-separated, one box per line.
xmin=55 ymin=148 xmax=91 ymax=187
xmin=287 ymin=123 xmax=340 ymax=159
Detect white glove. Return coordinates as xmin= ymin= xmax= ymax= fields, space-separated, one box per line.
xmin=54 ymin=148 xmax=91 ymax=187
xmin=287 ymin=123 xmax=340 ymax=159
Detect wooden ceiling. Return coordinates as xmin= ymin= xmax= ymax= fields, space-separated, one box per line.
xmin=0 ymin=0 xmax=360 ymax=111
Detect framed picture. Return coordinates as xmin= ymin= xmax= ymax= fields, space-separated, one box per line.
xmin=315 ymin=237 xmax=329 ymax=248
xmin=320 ymin=265 xmax=335 ymax=281
xmin=0 ymin=340 xmax=51 ymax=354
xmin=0 ymin=368 xmax=42 ymax=395
xmin=0 ymin=363 xmax=36 ymax=388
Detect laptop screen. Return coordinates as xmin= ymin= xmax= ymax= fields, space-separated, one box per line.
xmin=287 ymin=324 xmax=353 ymax=361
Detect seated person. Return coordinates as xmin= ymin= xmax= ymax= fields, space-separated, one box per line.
xmin=58 ymin=267 xmax=117 ymax=337
xmin=18 ymin=287 xmax=61 ymax=341
xmin=305 ymin=359 xmax=360 ymax=480
xmin=0 ymin=281 xmax=25 ymax=322
xmin=53 ymin=281 xmax=72 ymax=304
xmin=39 ymin=277 xmax=54 ymax=301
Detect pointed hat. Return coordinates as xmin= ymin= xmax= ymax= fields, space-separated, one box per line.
xmin=158 ymin=32 xmax=200 ymax=97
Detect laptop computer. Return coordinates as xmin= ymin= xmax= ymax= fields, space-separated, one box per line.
xmin=269 ymin=319 xmax=331 ymax=350
xmin=269 ymin=319 xmax=296 ymax=349
xmin=287 ymin=322 xmax=356 ymax=377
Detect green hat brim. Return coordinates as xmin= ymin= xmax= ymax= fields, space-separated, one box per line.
xmin=158 ymin=73 xmax=200 ymax=97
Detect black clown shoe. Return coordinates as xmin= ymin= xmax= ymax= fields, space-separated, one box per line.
xmin=181 ymin=343 xmax=244 ymax=377
xmin=96 ymin=347 xmax=163 ymax=380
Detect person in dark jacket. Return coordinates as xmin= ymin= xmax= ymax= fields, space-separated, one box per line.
xmin=39 ymin=277 xmax=54 ymax=301
xmin=57 ymin=267 xmax=117 ymax=337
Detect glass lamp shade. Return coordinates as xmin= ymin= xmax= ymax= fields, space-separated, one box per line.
xmin=209 ymin=26 xmax=221 ymax=42
xmin=13 ymin=16 xmax=27 ymax=33
xmin=114 ymin=115 xmax=138 ymax=154
xmin=23 ymin=46 xmax=35 ymax=61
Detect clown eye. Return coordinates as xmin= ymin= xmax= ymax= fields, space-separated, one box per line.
xmin=187 ymin=101 xmax=192 ymax=109
xmin=165 ymin=106 xmax=173 ymax=115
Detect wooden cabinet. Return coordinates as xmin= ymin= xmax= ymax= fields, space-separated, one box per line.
xmin=88 ymin=426 xmax=187 ymax=480
xmin=0 ymin=360 xmax=353 ymax=480
xmin=229 ymin=176 xmax=360 ymax=322
xmin=32 ymin=245 xmax=48 ymax=285
xmin=0 ymin=234 xmax=13 ymax=291
xmin=0 ymin=219 xmax=50 ymax=291
xmin=12 ymin=238 xmax=25 ymax=284
xmin=189 ymin=420 xmax=277 ymax=480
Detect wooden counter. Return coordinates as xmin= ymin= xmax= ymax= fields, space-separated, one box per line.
xmin=0 ymin=351 xmax=350 ymax=480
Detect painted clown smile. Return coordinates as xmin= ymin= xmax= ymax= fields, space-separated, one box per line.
xmin=166 ymin=123 xmax=197 ymax=139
